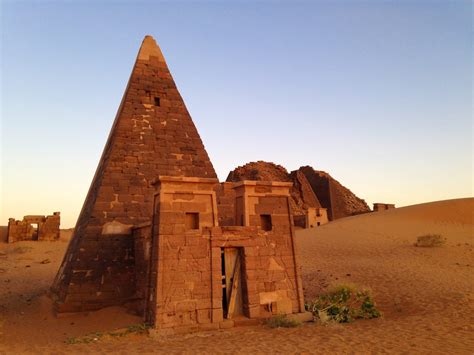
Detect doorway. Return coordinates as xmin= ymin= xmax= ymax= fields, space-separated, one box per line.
xmin=221 ymin=247 xmax=245 ymax=319
xmin=29 ymin=223 xmax=39 ymax=241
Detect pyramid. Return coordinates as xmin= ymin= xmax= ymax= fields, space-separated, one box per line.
xmin=52 ymin=36 xmax=217 ymax=312
xmin=298 ymin=166 xmax=370 ymax=220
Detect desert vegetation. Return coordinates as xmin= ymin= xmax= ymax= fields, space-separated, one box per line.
xmin=65 ymin=323 xmax=150 ymax=344
xmin=415 ymin=234 xmax=446 ymax=247
xmin=306 ymin=284 xmax=381 ymax=323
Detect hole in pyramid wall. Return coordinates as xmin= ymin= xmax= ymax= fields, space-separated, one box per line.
xmin=154 ymin=97 xmax=161 ymax=106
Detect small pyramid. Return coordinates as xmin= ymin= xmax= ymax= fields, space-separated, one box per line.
xmin=52 ymin=36 xmax=217 ymax=312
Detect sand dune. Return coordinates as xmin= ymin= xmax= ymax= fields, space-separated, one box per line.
xmin=0 ymin=198 xmax=473 ymax=354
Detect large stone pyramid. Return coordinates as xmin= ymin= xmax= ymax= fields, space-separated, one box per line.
xmin=298 ymin=166 xmax=370 ymax=220
xmin=52 ymin=36 xmax=216 ymax=312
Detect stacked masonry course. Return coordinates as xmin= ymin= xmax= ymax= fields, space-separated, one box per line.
xmin=7 ymin=213 xmax=60 ymax=243
xmin=52 ymin=36 xmax=308 ymax=331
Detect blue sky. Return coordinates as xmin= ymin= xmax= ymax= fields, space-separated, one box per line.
xmin=1 ymin=1 xmax=472 ymax=227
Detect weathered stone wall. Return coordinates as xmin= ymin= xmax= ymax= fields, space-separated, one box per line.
xmin=7 ymin=219 xmax=29 ymax=242
xmin=52 ymin=36 xmax=217 ymax=313
xmin=41 ymin=213 xmax=61 ymax=240
xmin=146 ymin=177 xmax=219 ymax=328
xmin=132 ymin=222 xmax=152 ymax=314
xmin=146 ymin=178 xmax=305 ymax=331
xmin=373 ymin=203 xmax=395 ymax=212
xmin=232 ymin=181 xmax=304 ymax=318
xmin=307 ymin=207 xmax=329 ymax=227
xmin=7 ymin=212 xmax=60 ymax=243
xmin=214 ymin=182 xmax=236 ymax=226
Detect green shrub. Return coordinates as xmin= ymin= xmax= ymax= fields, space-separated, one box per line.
xmin=415 ymin=234 xmax=446 ymax=247
xmin=266 ymin=315 xmax=301 ymax=328
xmin=306 ymin=284 xmax=381 ymax=323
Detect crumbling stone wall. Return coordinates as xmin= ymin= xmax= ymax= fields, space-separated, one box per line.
xmin=214 ymin=182 xmax=236 ymax=226
xmin=306 ymin=207 xmax=329 ymax=227
xmin=41 ymin=213 xmax=61 ymax=240
xmin=293 ymin=207 xmax=328 ymax=228
xmin=373 ymin=203 xmax=395 ymax=212
xmin=52 ymin=36 xmax=217 ymax=313
xmin=7 ymin=212 xmax=60 ymax=243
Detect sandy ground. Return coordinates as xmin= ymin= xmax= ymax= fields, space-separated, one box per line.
xmin=0 ymin=198 xmax=472 ymax=354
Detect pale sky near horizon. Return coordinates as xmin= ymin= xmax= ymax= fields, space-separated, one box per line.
xmin=1 ymin=1 xmax=472 ymax=228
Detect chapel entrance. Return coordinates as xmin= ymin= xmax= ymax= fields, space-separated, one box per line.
xmin=221 ymin=247 xmax=245 ymax=319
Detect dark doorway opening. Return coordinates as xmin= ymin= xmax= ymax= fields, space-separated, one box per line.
xmin=30 ymin=223 xmax=39 ymax=240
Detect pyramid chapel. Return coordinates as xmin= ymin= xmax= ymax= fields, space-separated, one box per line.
xmin=52 ymin=36 xmax=308 ymax=332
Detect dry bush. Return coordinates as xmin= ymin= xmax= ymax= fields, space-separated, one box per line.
xmin=415 ymin=234 xmax=446 ymax=247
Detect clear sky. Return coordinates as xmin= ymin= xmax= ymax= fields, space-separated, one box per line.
xmin=1 ymin=1 xmax=472 ymax=228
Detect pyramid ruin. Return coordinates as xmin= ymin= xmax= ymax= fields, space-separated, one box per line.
xmin=52 ymin=36 xmax=308 ymax=331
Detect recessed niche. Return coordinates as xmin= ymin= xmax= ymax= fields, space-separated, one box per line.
xmin=185 ymin=212 xmax=199 ymax=230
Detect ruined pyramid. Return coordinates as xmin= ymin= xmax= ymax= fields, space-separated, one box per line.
xmin=52 ymin=36 xmax=216 ymax=312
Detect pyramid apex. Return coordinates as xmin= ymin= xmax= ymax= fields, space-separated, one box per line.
xmin=137 ymin=35 xmax=166 ymax=62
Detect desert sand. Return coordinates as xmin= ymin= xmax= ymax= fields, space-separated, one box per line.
xmin=0 ymin=198 xmax=472 ymax=354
